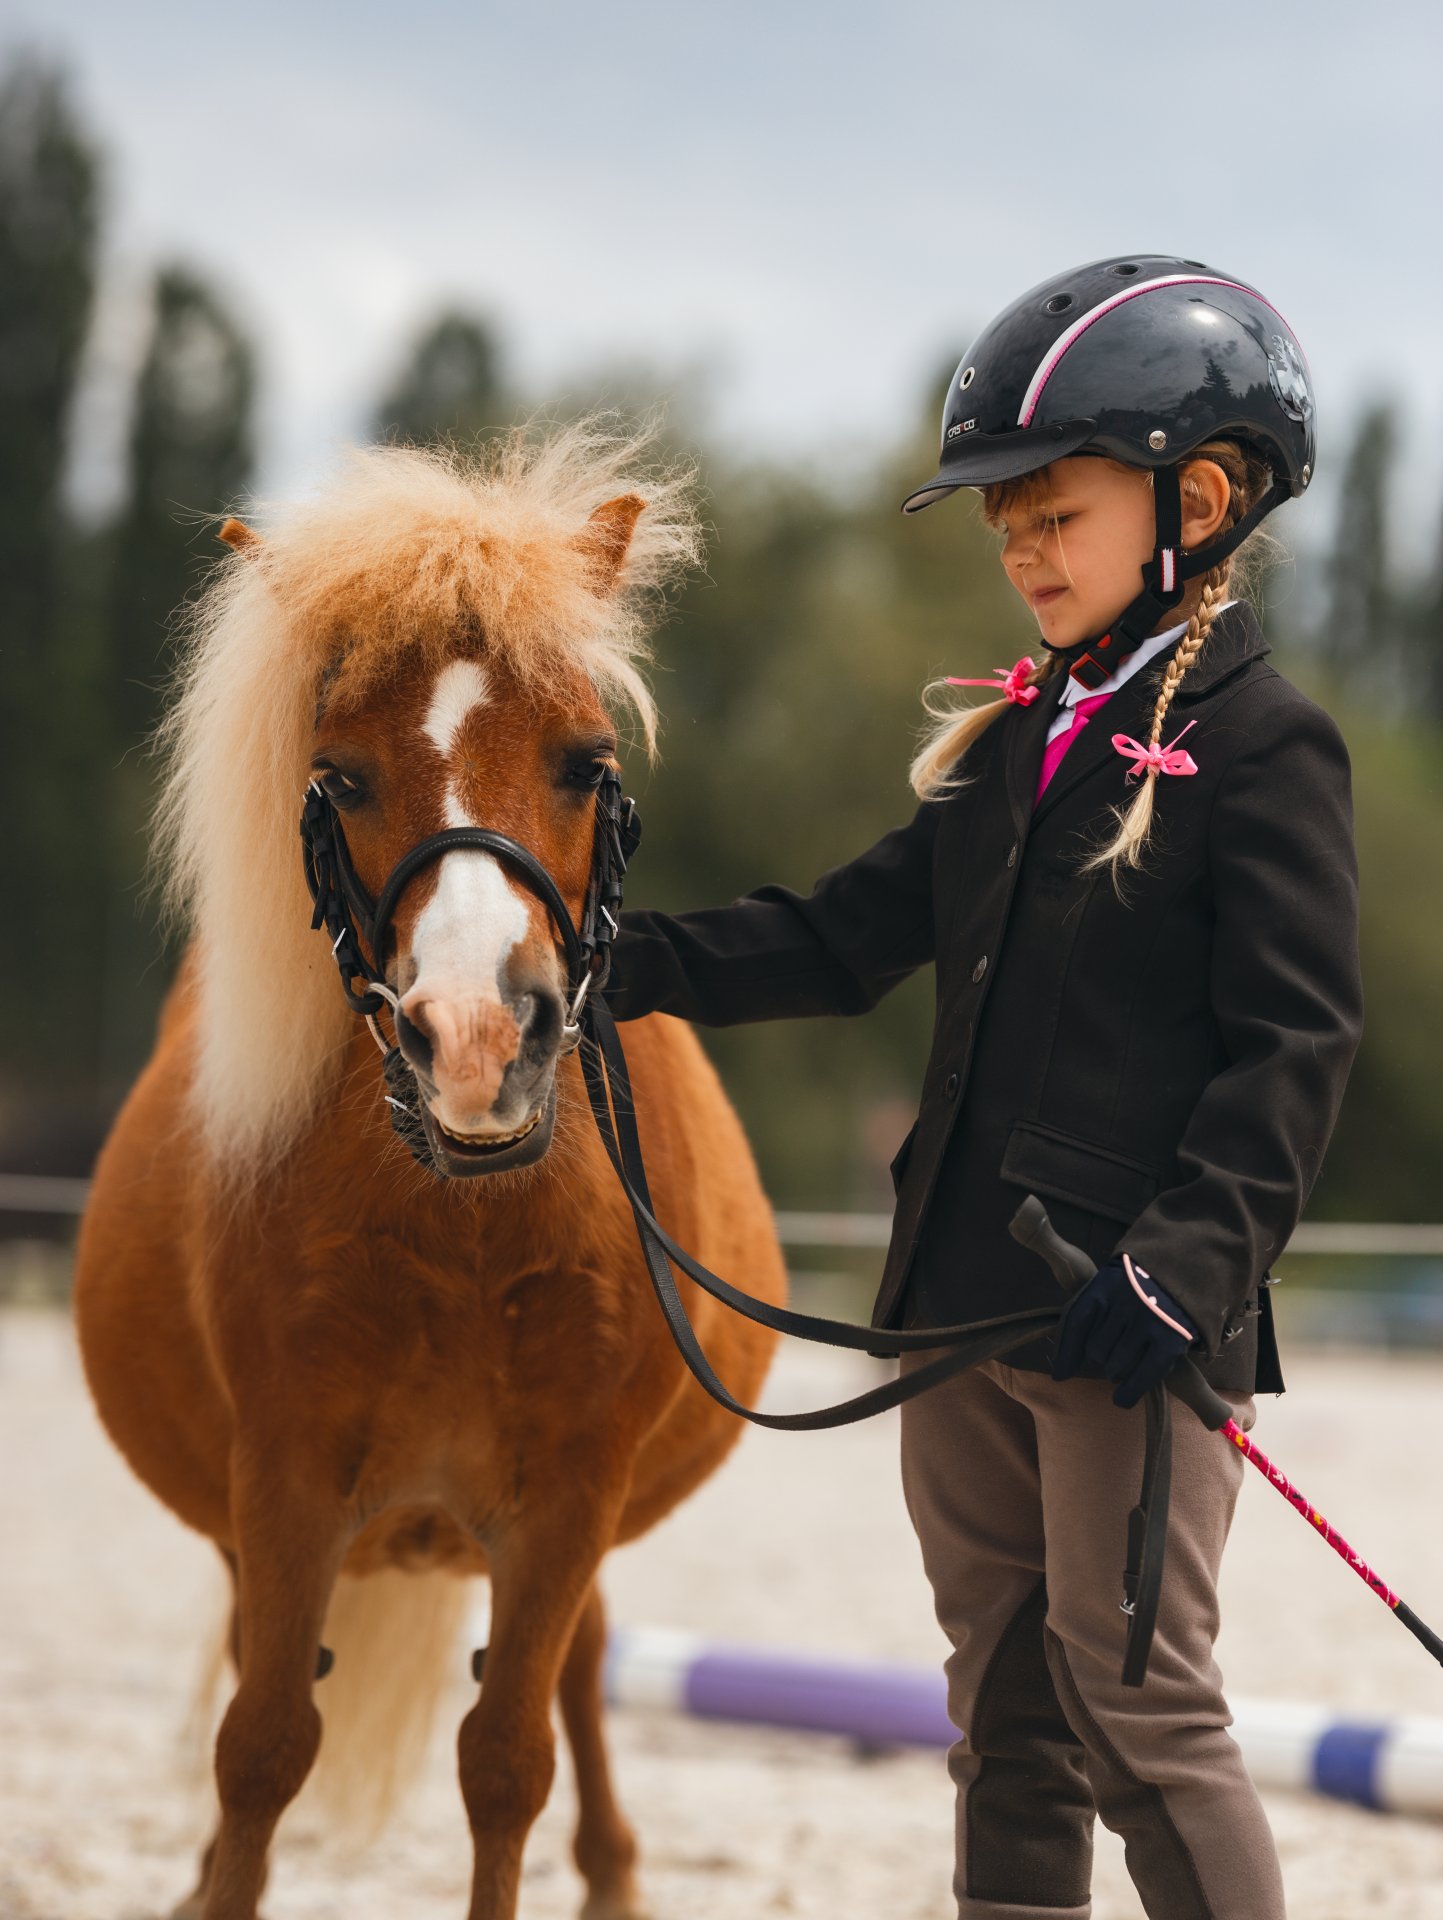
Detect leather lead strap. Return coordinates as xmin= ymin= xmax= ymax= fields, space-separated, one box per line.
xmin=581 ymin=994 xmax=1170 ymax=1685
xmin=1120 ymin=1385 xmax=1172 ymax=1688
xmin=583 ymin=996 xmax=1061 ymax=1414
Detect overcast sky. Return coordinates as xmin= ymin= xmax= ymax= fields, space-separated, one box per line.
xmin=12 ymin=0 xmax=1442 ymax=557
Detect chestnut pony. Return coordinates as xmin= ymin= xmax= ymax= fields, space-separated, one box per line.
xmin=72 ymin=427 xmax=785 ymax=1920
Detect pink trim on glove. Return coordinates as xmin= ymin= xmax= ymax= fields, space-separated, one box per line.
xmin=1121 ymin=1251 xmax=1194 ymax=1342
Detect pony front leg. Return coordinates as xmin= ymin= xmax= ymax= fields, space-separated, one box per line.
xmin=558 ymin=1583 xmax=645 ymax=1920
xmin=459 ymin=1496 xmax=627 ymax=1920
xmin=201 ymin=1469 xmax=349 ymax=1920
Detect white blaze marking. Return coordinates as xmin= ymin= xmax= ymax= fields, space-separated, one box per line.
xmin=408 ymin=658 xmax=527 ymax=1039
xmin=423 ymin=659 xmax=490 ymax=757
xmin=409 ymin=848 xmax=529 ymax=1009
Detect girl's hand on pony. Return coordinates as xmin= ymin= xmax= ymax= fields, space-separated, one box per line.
xmin=1051 ymin=1252 xmax=1199 ymax=1409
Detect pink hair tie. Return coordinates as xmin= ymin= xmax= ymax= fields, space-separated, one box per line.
xmin=1111 ymin=719 xmax=1199 ymax=780
xmin=945 ymin=655 xmax=1040 ymax=705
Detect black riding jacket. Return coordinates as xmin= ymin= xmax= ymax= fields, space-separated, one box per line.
xmin=604 ymin=603 xmax=1363 ymax=1393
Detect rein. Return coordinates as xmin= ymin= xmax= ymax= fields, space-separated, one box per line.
xmin=298 ymin=777 xmax=1172 ymax=1686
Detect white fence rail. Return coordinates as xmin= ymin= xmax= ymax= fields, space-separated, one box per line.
xmin=4 ymin=1173 xmax=1441 ymax=1260
xmin=0 ymin=1174 xmax=95 ymax=1215
xmin=4 ymin=1176 xmax=1441 ymax=1342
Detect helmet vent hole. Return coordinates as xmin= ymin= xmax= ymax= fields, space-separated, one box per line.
xmin=1044 ymin=294 xmax=1074 ymax=315
xmin=959 ymin=365 xmax=976 ymax=390
xmin=1112 ymin=262 xmax=1141 ymax=277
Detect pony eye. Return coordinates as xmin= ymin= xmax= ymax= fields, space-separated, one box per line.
xmin=565 ymin=758 xmax=609 ymax=791
xmin=315 ymin=767 xmax=364 ymax=807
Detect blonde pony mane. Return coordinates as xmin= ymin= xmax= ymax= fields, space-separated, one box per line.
xmin=151 ymin=419 xmax=701 ymax=1176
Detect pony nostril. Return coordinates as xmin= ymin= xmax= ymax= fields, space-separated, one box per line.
xmin=395 ymin=998 xmax=436 ymax=1077
xmin=516 ymin=987 xmax=565 ymax=1057
xmin=402 ymin=996 xmax=431 ymax=1039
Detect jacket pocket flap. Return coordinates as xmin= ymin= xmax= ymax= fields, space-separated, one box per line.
xmin=1000 ymin=1120 xmax=1159 ymax=1224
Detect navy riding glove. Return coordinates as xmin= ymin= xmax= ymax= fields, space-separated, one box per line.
xmin=1050 ymin=1253 xmax=1200 ymax=1410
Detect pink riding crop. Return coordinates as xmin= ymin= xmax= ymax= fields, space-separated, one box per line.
xmin=1010 ymin=1196 xmax=1443 ymax=1670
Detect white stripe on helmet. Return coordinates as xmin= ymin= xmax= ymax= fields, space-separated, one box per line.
xmin=1016 ymin=274 xmax=1286 ymax=429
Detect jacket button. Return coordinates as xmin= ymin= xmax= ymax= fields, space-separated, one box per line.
xmin=944 ymin=1072 xmax=960 ymax=1100
xmin=1007 ymin=841 xmax=1018 ymax=868
xmin=971 ymin=955 xmax=988 ymax=983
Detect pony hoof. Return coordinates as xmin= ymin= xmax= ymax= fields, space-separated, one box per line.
xmin=580 ymin=1891 xmax=651 ymax=1920
xmin=169 ymin=1890 xmax=273 ymax=1919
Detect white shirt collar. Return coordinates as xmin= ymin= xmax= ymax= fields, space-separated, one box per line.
xmin=1056 ymin=601 xmax=1237 ymax=709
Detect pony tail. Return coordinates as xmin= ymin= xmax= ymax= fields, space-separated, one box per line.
xmin=909 ymin=654 xmax=1060 ymax=799
xmin=1079 ymin=570 xmax=1226 ymax=888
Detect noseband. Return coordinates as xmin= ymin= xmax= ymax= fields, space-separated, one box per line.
xmin=299 ymin=768 xmax=641 ymax=1160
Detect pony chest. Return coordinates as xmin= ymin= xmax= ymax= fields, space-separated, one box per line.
xmin=247 ymin=1252 xmax=637 ymax=1513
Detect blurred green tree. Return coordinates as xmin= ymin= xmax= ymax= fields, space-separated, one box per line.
xmin=1322 ymin=402 xmax=1397 ymax=697
xmin=0 ymin=56 xmax=102 ymax=1121
xmin=373 ymin=310 xmax=505 ymax=448
xmin=1406 ymin=495 xmax=1443 ymax=726
xmin=108 ymin=266 xmax=255 ymax=746
xmin=0 ymin=56 xmax=98 ymax=653
xmin=97 ymin=266 xmax=256 ymax=1094
xmin=1294 ymin=682 xmax=1443 ymax=1220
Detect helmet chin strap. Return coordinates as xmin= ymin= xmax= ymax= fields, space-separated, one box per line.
xmin=1040 ymin=467 xmax=1283 ymax=691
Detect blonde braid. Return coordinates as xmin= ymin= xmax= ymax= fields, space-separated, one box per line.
xmin=1079 ymin=569 xmax=1227 ymax=887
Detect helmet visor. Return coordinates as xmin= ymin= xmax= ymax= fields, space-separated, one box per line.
xmin=901 ymin=419 xmax=1097 ymax=512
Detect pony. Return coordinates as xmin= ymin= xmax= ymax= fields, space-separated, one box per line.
xmin=72 ymin=422 xmax=786 ymax=1920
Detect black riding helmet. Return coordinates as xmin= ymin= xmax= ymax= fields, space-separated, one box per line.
xmin=902 ymin=254 xmax=1316 ymax=686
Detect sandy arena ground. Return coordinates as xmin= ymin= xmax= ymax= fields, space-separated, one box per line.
xmin=4 ymin=1307 xmax=1443 ymax=1919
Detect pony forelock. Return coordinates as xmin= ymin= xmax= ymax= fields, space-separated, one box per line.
xmin=150 ymin=417 xmax=701 ymax=1177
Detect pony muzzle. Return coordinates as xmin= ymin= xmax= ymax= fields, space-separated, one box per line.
xmin=395 ymin=984 xmax=564 ymax=1175
xmin=403 ymin=991 xmax=521 ymax=1112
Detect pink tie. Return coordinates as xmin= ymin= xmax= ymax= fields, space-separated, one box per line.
xmin=1034 ymin=691 xmax=1113 ymax=805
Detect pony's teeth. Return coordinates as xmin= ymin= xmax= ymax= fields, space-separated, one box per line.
xmin=436 ymin=1107 xmax=542 ymax=1149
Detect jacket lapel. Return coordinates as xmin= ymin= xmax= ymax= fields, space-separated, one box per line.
xmin=1029 ymin=660 xmax=1163 ymax=827
xmin=1002 ymin=669 xmax=1069 ymax=842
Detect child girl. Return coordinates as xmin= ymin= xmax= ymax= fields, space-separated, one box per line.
xmin=605 ymin=255 xmax=1363 ymax=1919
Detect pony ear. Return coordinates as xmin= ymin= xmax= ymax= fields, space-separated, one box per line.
xmin=573 ymin=493 xmax=646 ymax=594
xmin=218 ymin=516 xmax=261 ymax=554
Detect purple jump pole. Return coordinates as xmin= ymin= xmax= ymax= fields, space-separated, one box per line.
xmin=602 ymin=1627 xmax=1443 ymax=1817
xmin=604 ymin=1626 xmax=954 ymax=1749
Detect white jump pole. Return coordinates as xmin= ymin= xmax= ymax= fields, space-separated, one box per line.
xmin=604 ymin=1627 xmax=1443 ymax=1818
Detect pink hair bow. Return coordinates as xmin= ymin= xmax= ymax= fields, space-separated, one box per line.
xmin=1112 ymin=719 xmax=1199 ymax=780
xmin=945 ymin=655 xmax=1040 ymax=705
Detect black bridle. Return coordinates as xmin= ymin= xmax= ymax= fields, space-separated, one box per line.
xmin=300 ymin=767 xmax=637 ymax=1034
xmin=298 ymin=774 xmax=1204 ymax=1687
xmin=300 ymin=768 xmax=640 ymax=1157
